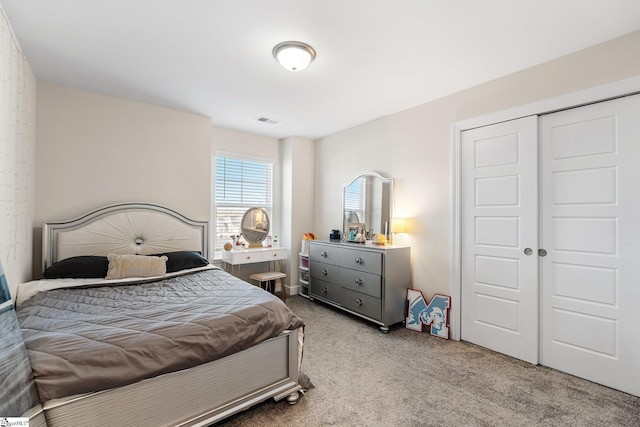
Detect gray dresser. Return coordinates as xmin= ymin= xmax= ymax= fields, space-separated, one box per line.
xmin=309 ymin=240 xmax=410 ymax=332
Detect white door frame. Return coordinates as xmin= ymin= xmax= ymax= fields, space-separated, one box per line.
xmin=449 ymin=76 xmax=640 ymax=341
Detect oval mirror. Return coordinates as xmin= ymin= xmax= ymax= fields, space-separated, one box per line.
xmin=342 ymin=171 xmax=393 ymax=242
xmin=241 ymin=207 xmax=270 ymax=248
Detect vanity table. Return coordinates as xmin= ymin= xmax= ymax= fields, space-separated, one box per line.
xmin=222 ymin=246 xmax=286 ymax=275
xmin=221 ymin=207 xmax=287 ymax=274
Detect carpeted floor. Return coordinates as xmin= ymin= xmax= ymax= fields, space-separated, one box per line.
xmin=217 ymin=296 xmax=640 ymax=426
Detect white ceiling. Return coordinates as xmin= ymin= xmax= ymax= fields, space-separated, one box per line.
xmin=3 ymin=0 xmax=640 ymax=139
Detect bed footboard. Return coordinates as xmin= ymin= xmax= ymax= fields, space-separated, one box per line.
xmin=41 ymin=328 xmax=301 ymax=427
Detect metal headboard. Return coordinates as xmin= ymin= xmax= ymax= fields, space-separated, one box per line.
xmin=42 ymin=203 xmax=209 ymax=271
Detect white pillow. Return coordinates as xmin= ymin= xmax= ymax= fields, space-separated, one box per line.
xmin=106 ymin=254 xmax=168 ymax=280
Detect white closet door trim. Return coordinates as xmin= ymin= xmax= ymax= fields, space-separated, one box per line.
xmin=450 ymin=75 xmax=640 ymax=341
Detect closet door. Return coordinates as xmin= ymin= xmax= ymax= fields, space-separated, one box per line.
xmin=461 ymin=116 xmax=539 ymax=364
xmin=540 ymin=95 xmax=640 ymax=396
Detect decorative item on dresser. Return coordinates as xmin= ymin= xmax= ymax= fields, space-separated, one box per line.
xmin=308 ymin=240 xmax=410 ymax=333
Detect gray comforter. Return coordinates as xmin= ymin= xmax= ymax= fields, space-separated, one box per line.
xmin=0 ymin=304 xmax=41 ymax=416
xmin=16 ymin=269 xmax=304 ymax=401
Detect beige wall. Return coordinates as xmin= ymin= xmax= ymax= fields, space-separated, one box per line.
xmin=0 ymin=6 xmax=36 ymax=298
xmin=314 ymin=30 xmax=640 ymax=299
xmin=35 ymin=82 xmax=213 ymax=275
xmin=280 ymin=136 xmax=315 ymax=293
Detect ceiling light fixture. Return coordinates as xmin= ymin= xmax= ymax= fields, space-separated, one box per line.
xmin=272 ymin=41 xmax=316 ymax=72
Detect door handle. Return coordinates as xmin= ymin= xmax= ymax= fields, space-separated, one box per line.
xmin=524 ymin=248 xmax=548 ymax=256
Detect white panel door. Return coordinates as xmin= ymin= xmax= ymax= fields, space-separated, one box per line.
xmin=461 ymin=116 xmax=539 ymax=364
xmin=540 ymin=95 xmax=640 ymax=396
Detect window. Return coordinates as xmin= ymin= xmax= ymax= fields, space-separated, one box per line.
xmin=344 ymin=176 xmax=366 ymax=225
xmin=214 ymin=155 xmax=273 ymax=257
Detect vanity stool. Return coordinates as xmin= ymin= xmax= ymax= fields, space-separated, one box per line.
xmin=249 ymin=271 xmax=287 ymax=302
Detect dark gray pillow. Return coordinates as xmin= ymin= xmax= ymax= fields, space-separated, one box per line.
xmin=150 ymin=251 xmax=209 ymax=273
xmin=42 ymin=256 xmax=109 ymax=279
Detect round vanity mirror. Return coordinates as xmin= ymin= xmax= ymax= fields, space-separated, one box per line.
xmin=241 ymin=207 xmax=270 ymax=248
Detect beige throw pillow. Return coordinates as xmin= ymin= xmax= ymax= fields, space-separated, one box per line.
xmin=106 ymin=254 xmax=168 ymax=280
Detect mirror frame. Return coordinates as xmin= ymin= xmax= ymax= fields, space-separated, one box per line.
xmin=341 ymin=171 xmax=394 ymax=242
xmin=241 ymin=207 xmax=270 ymax=248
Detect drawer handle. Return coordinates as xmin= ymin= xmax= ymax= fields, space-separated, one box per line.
xmin=321 ymin=251 xmax=327 ymax=257
xmin=354 ymin=257 xmax=362 ymax=264
xmin=354 ymin=278 xmax=363 ymax=286
xmin=246 ymin=256 xmax=251 ymax=260
xmin=321 ymin=269 xmax=328 ymax=276
xmin=321 ymin=287 xmax=328 ymax=294
xmin=355 ymin=298 xmax=363 ymax=306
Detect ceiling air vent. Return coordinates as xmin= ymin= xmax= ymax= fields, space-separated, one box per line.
xmin=256 ymin=116 xmax=279 ymax=125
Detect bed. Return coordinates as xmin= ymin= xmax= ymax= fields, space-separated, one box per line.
xmin=9 ymin=203 xmax=307 ymax=427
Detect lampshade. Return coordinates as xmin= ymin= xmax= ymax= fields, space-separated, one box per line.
xmin=272 ymin=41 xmax=316 ymax=72
xmin=390 ymin=218 xmax=408 ymax=234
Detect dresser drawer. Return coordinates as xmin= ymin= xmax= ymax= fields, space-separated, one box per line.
xmin=309 ymin=260 xmax=340 ymax=282
xmin=337 ymin=247 xmax=382 ymax=274
xmin=340 ymin=287 xmax=382 ymax=321
xmin=310 ymin=278 xmax=342 ymax=301
xmin=310 ymin=243 xmax=383 ymax=275
xmin=339 ymin=268 xmax=381 ymax=298
xmin=309 ymin=243 xmax=342 ymax=266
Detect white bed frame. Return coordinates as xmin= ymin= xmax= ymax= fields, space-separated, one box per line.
xmin=34 ymin=202 xmax=301 ymax=427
